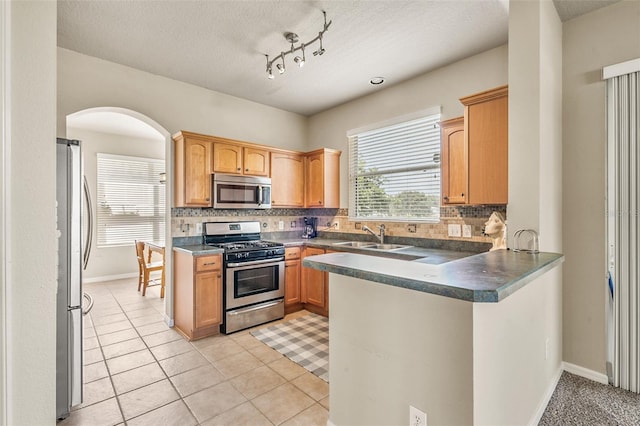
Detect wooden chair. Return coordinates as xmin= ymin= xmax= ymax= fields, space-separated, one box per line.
xmin=135 ymin=241 xmax=165 ymax=298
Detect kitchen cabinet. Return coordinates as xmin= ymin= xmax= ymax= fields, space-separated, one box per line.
xmin=271 ymin=152 xmax=305 ymax=207
xmin=284 ymin=246 xmax=302 ymax=313
xmin=213 ymin=141 xmax=270 ymax=177
xmin=173 ymin=133 xmax=213 ymax=207
xmin=173 ymin=250 xmax=222 ymax=340
xmin=301 ymin=246 xmax=328 ymax=316
xmin=305 ymin=148 xmax=341 ymax=208
xmin=440 ymin=117 xmax=467 ymax=205
xmin=460 ymin=85 xmax=508 ymax=205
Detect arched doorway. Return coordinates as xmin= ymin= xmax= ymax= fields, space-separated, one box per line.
xmin=66 ymin=107 xmax=174 ymax=324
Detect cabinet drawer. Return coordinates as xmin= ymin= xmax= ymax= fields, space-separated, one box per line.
xmin=196 ymin=254 xmax=221 ymax=272
xmin=285 ymin=247 xmax=301 ymax=260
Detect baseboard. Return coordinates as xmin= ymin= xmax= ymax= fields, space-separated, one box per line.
xmin=562 ymin=361 xmax=609 ymax=384
xmin=83 ymin=272 xmax=137 ymax=284
xmin=528 ymin=366 xmax=563 ymax=426
xmin=164 ymin=314 xmax=174 ymax=327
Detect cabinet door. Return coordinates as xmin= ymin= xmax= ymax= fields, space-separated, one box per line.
xmin=441 ymin=117 xmax=467 ymax=204
xmin=244 ymin=147 xmax=270 ymax=176
xmin=194 ymin=271 xmax=222 ymax=329
xmin=466 ymin=95 xmax=508 ymax=204
xmin=305 ymin=153 xmax=324 ymax=207
xmin=285 ymin=259 xmax=301 ymax=306
xmin=184 ymin=138 xmax=213 ymax=206
xmin=271 ymin=152 xmax=304 ymax=207
xmin=302 ymin=247 xmax=325 ymax=308
xmin=213 ymin=142 xmax=242 ymax=174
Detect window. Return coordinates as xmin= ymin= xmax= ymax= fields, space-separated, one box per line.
xmin=348 ymin=111 xmax=441 ymax=222
xmin=96 ymin=153 xmax=165 ymax=247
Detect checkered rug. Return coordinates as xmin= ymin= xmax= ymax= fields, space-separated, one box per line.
xmin=251 ymin=313 xmax=329 ymax=382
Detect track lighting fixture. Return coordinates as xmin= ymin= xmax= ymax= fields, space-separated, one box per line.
xmin=264 ymin=11 xmax=331 ymax=79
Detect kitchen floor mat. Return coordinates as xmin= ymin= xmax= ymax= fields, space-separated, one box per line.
xmin=251 ymin=312 xmax=329 ymax=382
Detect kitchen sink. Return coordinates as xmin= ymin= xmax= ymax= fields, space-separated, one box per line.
xmin=333 ymin=241 xmax=377 ymax=248
xmin=368 ymin=244 xmax=412 ymax=251
xmin=332 ymin=241 xmax=413 ymax=251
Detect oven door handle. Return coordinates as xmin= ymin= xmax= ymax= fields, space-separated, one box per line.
xmin=228 ymin=299 xmax=284 ymax=316
xmin=227 ymin=257 xmax=284 ymax=268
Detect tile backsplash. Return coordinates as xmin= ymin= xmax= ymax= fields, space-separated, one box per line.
xmin=171 ymin=206 xmax=506 ymax=244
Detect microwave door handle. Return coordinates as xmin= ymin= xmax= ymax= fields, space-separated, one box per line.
xmin=257 ymin=185 xmax=263 ymax=206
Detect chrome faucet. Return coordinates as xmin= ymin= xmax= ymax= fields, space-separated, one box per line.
xmin=362 ymin=224 xmax=385 ymax=244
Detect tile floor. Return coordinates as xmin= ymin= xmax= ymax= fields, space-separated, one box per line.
xmin=60 ymin=278 xmax=329 ymax=426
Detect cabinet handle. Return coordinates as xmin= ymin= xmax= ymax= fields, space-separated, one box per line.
xmin=237 ymin=167 xmax=241 ymax=171
xmin=461 ymin=193 xmax=464 ymax=197
xmin=203 ymin=262 xmax=217 ymax=266
xmin=444 ymin=196 xmax=449 ymax=201
xmin=217 ymin=275 xmax=221 ymax=278
xmin=319 ymin=201 xmax=322 ymax=204
xmin=245 ymin=168 xmax=249 ymax=172
xmin=205 ymin=197 xmax=210 ymax=201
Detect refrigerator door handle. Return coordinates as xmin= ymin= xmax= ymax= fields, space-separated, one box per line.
xmin=82 ymin=176 xmax=93 ymax=270
xmin=82 ymin=292 xmax=94 ymax=316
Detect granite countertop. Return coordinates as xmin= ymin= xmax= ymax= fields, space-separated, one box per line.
xmin=302 ymin=249 xmax=564 ymax=303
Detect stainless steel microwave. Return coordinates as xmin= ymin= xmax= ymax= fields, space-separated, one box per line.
xmin=212 ymin=174 xmax=271 ymax=209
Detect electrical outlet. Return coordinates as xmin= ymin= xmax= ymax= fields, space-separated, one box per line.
xmin=278 ymin=220 xmax=284 ymax=230
xmin=448 ymin=224 xmax=461 ymax=237
xmin=290 ymin=221 xmax=296 ymax=228
xmin=355 ymin=222 xmax=362 ymax=230
xmin=409 ymin=405 xmax=427 ymax=426
xmin=408 ymin=224 xmax=417 ymax=233
xmin=462 ymin=224 xmax=472 ymax=238
xmin=334 ymin=222 xmax=339 ymax=230
xmin=196 ymin=222 xmax=203 ymax=234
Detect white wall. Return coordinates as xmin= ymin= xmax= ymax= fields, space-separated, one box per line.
xmin=57 ymin=48 xmax=308 ymax=151
xmin=307 ymin=45 xmax=509 ymax=208
xmin=5 ymin=1 xmax=57 ymax=423
xmin=329 ymin=274 xmax=474 ymax=425
xmin=562 ymin=0 xmax=640 ymax=374
xmin=66 ymin=127 xmax=165 ymax=282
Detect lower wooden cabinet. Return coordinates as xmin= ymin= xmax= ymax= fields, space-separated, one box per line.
xmin=301 ymin=247 xmax=328 ymax=317
xmin=173 ymin=250 xmax=222 ymax=340
xmin=284 ymin=247 xmax=302 ymax=313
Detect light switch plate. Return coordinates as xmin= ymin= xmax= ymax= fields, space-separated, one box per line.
xmin=462 ymin=224 xmax=472 ymax=238
xmin=278 ymin=220 xmax=284 ymax=230
xmin=195 ymin=222 xmax=202 ymax=234
xmin=448 ymin=224 xmax=462 ymax=237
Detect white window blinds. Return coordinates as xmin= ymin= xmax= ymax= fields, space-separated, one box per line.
xmin=348 ymin=113 xmax=441 ymax=222
xmin=96 ymin=153 xmax=165 ymax=247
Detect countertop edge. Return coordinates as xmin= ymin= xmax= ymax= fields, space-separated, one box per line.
xmin=303 ymin=251 xmax=564 ymax=303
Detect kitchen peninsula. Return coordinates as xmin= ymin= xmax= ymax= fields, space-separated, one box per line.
xmin=303 ymin=249 xmax=564 ymax=425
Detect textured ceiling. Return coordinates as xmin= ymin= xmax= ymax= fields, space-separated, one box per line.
xmin=57 ymin=0 xmax=619 ymax=117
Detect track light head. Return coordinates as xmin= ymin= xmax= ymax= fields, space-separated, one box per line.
xmin=294 ymin=56 xmax=304 ymax=67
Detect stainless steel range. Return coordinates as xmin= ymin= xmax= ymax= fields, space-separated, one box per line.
xmin=203 ymin=221 xmax=285 ymax=334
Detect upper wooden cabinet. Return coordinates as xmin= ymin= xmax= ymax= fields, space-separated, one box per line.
xmin=174 ymin=133 xmax=213 ymax=207
xmin=461 ymin=85 xmax=508 ymax=205
xmin=439 ymin=85 xmax=508 ymax=206
xmin=173 ymin=130 xmax=340 ymax=209
xmin=243 ymin=147 xmax=270 ymax=176
xmin=213 ymin=142 xmax=270 ymax=177
xmin=441 ymin=117 xmax=467 ymax=205
xmin=305 ymin=148 xmax=341 ymax=208
xmin=271 ymin=152 xmax=305 ymax=207
xmin=213 ymin=142 xmax=242 ymax=174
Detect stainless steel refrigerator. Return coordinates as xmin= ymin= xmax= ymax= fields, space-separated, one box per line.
xmin=56 ymin=138 xmax=93 ymax=420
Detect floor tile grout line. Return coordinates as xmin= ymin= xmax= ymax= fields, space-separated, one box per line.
xmin=110 ymin=283 xmax=205 ymax=425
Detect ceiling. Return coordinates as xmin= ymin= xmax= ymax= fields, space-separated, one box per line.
xmin=57 ymin=0 xmax=620 ymax=118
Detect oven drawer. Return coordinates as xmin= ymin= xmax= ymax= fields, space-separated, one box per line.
xmin=225 ymin=298 xmax=284 ymax=334
xmin=196 ymin=254 xmax=221 ymax=272
xmin=285 ymin=247 xmax=301 ymax=260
